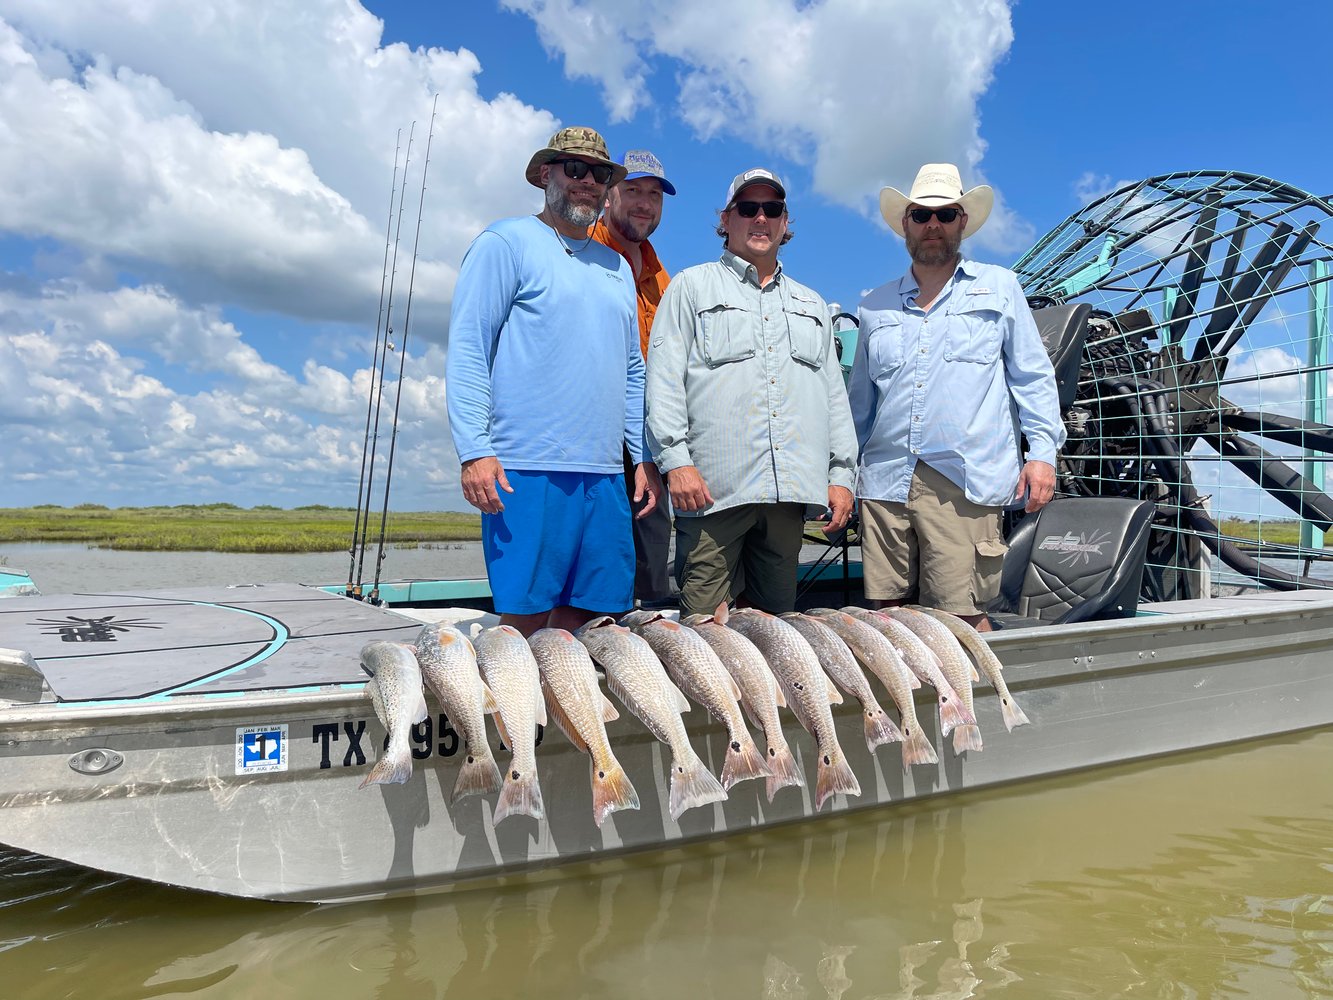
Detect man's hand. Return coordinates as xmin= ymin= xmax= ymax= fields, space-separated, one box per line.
xmin=823 ymin=485 xmax=854 ymax=535
xmin=666 ymin=466 xmax=713 ymax=512
xmin=461 ymin=456 xmax=513 ymax=514
xmin=1016 ymin=460 xmax=1056 ymax=513
xmin=632 ymin=462 xmax=663 ymax=519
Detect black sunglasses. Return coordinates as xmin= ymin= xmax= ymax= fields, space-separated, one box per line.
xmin=908 ymin=206 xmax=962 ymax=225
xmin=734 ymin=200 xmax=786 ymax=219
xmin=550 ymin=158 xmax=615 ymax=185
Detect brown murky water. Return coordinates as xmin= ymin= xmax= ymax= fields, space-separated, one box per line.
xmin=0 ymin=730 xmax=1328 ymax=999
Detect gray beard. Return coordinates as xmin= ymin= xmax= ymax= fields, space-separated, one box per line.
xmin=547 ymin=184 xmax=602 ymax=229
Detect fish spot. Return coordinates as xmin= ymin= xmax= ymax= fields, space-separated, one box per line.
xmin=730 ymin=740 xmax=740 ymax=751
xmin=511 ymin=770 xmax=520 ymax=780
xmin=822 ymin=754 xmax=831 ymax=765
xmin=598 ymin=770 xmax=605 ymax=779
xmin=467 ymin=755 xmax=475 ymax=764
xmin=793 ymin=682 xmax=804 ymax=690
xmin=677 ymin=766 xmax=684 ymax=773
xmin=768 ymin=748 xmax=776 ymax=756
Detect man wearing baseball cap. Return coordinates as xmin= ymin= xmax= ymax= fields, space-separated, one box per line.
xmin=592 ymin=150 xmax=677 ymax=605
xmin=847 ymin=162 xmax=1065 ymax=631
xmin=447 ymin=126 xmax=662 ymax=635
xmin=646 ymin=168 xmax=857 ymax=617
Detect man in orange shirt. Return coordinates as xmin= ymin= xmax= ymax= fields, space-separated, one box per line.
xmin=592 ymin=149 xmax=675 ymax=603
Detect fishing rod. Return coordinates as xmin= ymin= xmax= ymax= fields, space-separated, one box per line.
xmin=370 ymin=94 xmax=438 ymax=604
xmin=351 ymin=121 xmax=416 ymax=597
xmin=345 ymin=130 xmax=403 ymax=599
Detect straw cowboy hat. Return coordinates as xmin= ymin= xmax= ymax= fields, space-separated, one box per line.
xmin=879 ymin=163 xmax=993 ymax=239
xmin=525 ymin=126 xmax=627 ymax=189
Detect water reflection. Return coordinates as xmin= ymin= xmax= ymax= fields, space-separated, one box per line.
xmin=0 ymin=731 xmax=1329 ymax=998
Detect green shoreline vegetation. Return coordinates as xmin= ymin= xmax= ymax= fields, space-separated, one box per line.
xmin=0 ymin=503 xmax=1318 ymax=554
xmin=0 ymin=503 xmax=482 ymax=554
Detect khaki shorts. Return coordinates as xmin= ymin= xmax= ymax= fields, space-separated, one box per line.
xmin=674 ymin=503 xmax=806 ymax=617
xmin=860 ymin=462 xmax=1007 ymax=616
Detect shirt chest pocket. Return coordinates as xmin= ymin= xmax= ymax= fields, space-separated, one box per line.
xmin=945 ymin=294 xmax=1004 ymax=364
xmin=866 ymin=316 xmax=907 ymax=374
xmin=786 ymin=297 xmax=826 ymax=369
xmin=698 ymin=304 xmax=756 ymax=367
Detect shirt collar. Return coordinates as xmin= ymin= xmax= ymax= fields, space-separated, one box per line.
xmin=720 ymin=248 xmax=783 ymax=288
xmin=897 ymin=256 xmax=977 ymax=301
xmin=592 ymin=218 xmax=664 ymax=280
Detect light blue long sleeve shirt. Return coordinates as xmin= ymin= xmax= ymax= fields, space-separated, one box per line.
xmin=848 ymin=259 xmax=1066 ymax=508
xmin=646 ymin=251 xmax=857 ymax=516
xmin=446 ymin=215 xmax=642 ymax=472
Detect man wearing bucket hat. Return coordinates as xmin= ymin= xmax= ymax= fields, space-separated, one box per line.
xmin=447 ymin=126 xmax=662 ymax=636
xmin=646 ymin=168 xmax=857 ymax=617
xmin=591 ymin=150 xmax=677 ymax=604
xmin=847 ymin=162 xmax=1065 ymax=630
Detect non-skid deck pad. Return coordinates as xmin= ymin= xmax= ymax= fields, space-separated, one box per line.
xmin=0 ymin=584 xmax=419 ymax=702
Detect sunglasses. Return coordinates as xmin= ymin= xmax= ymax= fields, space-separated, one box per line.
xmin=908 ymin=206 xmax=962 ymax=225
xmin=734 ymin=200 xmax=786 ymax=219
xmin=550 ymin=158 xmax=615 ymax=185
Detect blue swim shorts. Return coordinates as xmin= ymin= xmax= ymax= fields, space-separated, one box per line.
xmin=481 ymin=470 xmax=634 ymax=615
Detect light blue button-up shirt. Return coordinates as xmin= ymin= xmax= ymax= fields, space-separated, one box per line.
xmin=848 ymin=259 xmax=1066 ymax=508
xmin=646 ymin=251 xmax=857 ymax=516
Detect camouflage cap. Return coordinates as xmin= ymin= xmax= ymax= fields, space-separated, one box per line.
xmin=525 ymin=126 xmax=627 ymax=189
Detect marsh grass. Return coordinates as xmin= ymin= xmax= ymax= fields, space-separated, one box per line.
xmin=0 ymin=504 xmax=481 ymax=553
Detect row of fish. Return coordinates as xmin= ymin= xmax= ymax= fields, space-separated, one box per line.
xmin=357 ymin=604 xmax=1030 ymax=828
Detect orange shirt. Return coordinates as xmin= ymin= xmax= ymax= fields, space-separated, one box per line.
xmin=591 ymin=218 xmax=670 ymax=358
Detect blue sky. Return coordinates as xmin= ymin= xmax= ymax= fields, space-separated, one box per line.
xmin=0 ymin=0 xmax=1329 ymax=511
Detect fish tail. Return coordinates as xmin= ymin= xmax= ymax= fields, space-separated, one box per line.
xmin=493 ymin=762 xmax=545 ymax=823
xmin=667 ymin=750 xmax=727 ymax=820
xmin=763 ymin=742 xmax=805 ymax=802
xmin=720 ymin=731 xmax=772 ymax=791
xmin=937 ymin=687 xmax=975 ymax=734
xmin=900 ymin=724 xmax=938 ymax=769
xmin=864 ymin=706 xmax=904 ymax=751
xmin=951 ymin=724 xmax=984 ymax=755
xmin=451 ymin=744 xmax=503 ymax=802
xmin=814 ymin=749 xmax=860 ymax=812
xmin=999 ymin=694 xmax=1030 ymax=732
xmin=591 ymin=755 xmax=640 ymax=827
xmin=360 ymin=745 xmax=413 ymax=788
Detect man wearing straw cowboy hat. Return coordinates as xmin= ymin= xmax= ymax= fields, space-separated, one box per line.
xmin=847 ymin=163 xmax=1065 ymax=630
xmin=447 ymin=126 xmax=662 ymax=636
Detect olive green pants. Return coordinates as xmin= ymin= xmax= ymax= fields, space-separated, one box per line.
xmin=673 ymin=502 xmax=806 ymax=617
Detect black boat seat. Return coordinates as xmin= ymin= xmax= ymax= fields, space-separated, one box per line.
xmin=1031 ymin=302 xmax=1092 ymax=410
xmin=988 ymin=496 xmax=1155 ymax=628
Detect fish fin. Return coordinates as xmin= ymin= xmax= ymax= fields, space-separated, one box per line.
xmin=825 ymin=675 xmax=844 ymax=706
xmin=864 ymin=705 xmax=904 ymax=751
xmin=725 ymin=672 xmax=742 ymax=702
xmin=494 ymin=765 xmax=545 ymax=824
xmin=366 ymin=677 xmax=390 ymax=730
xmin=591 ymin=756 xmax=640 ymax=827
xmin=999 ymin=694 xmax=1030 ymax=732
xmin=763 ymin=743 xmax=805 ymax=802
xmin=713 ymin=601 xmax=729 ymax=626
xmin=970 ymin=662 xmax=981 ymax=684
xmin=813 ymin=750 xmax=860 ymax=812
xmin=533 ymin=678 xmax=549 ymax=727
xmin=604 ymin=671 xmax=642 ymax=720
xmin=774 ymin=684 xmax=788 ymax=708
xmin=720 ymin=731 xmax=772 ymax=790
xmin=360 ymin=745 xmax=413 ymax=788
xmin=481 ymin=682 xmax=498 ymax=714
xmin=936 ymin=682 xmax=975 ymax=735
xmin=599 ymin=692 xmax=620 ymax=723
xmin=451 ymin=744 xmax=503 ymax=802
xmin=491 ymin=711 xmax=512 ymax=752
xmin=410 ymin=687 xmax=429 ymax=726
xmin=951 ymin=724 xmax=983 ymax=755
xmin=468 ymin=622 xmax=483 ymax=639
xmin=664 ymin=679 xmax=692 ymax=714
xmin=900 ymin=725 xmax=938 ymax=769
xmin=542 ymin=686 xmax=590 ymax=753
xmin=667 ymin=750 xmax=728 ymax=820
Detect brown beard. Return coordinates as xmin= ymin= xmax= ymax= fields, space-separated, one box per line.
xmin=906 ymin=226 xmax=962 ymax=267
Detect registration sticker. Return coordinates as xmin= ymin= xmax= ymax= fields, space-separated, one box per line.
xmin=235 ymin=724 xmax=288 ymax=775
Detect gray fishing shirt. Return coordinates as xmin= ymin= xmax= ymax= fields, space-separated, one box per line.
xmin=645 ymin=250 xmax=857 ymax=517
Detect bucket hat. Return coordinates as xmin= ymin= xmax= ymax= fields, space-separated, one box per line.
xmin=525 ymin=126 xmax=626 ymax=189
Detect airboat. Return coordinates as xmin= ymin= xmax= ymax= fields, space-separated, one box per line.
xmin=0 ymin=170 xmax=1330 ymax=902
